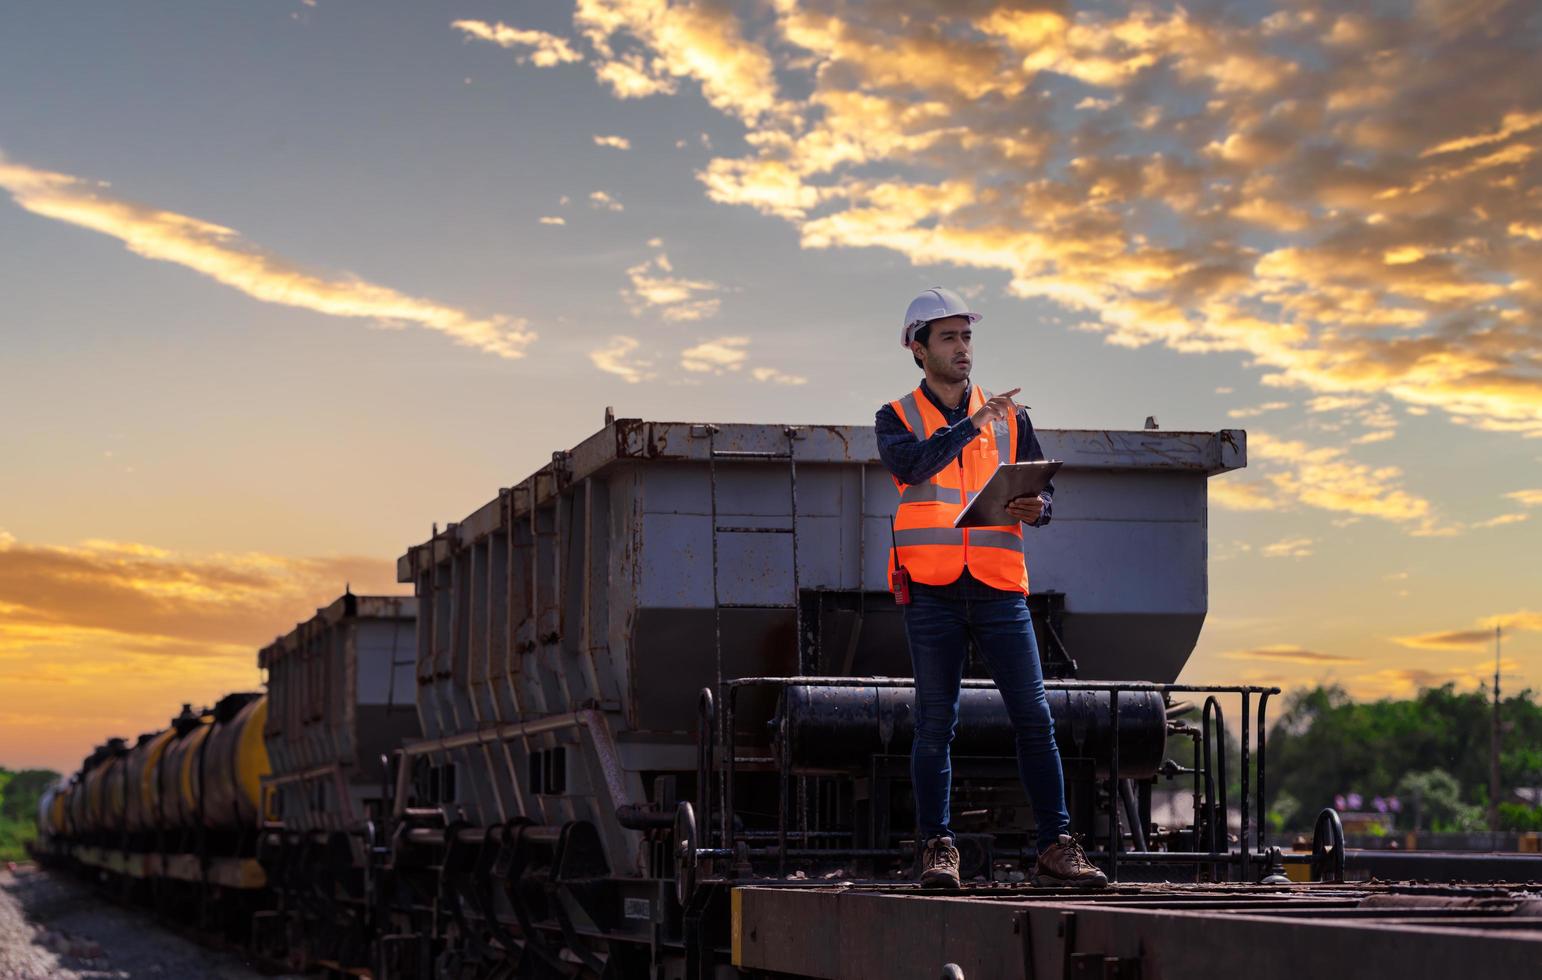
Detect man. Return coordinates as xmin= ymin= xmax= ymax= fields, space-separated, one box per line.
xmin=876 ymin=286 xmax=1106 ymax=890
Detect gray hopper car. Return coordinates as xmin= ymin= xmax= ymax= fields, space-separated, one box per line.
xmin=259 ymin=593 xmax=419 ymax=833
xmin=396 ymin=418 xmax=1244 ymax=876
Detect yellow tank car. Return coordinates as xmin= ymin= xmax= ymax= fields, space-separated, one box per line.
xmin=51 ymin=782 xmax=73 ymax=838
xmin=81 ymin=739 xmax=127 ymax=834
xmin=201 ymin=694 xmax=271 ymax=829
xmin=81 ymin=760 xmax=104 ymax=834
xmin=124 ymin=728 xmax=176 ymax=832
xmin=38 ymin=781 xmax=67 ymax=842
xmin=69 ymin=773 xmax=89 ymax=836
xmin=159 ymin=709 xmax=212 ymax=830
xmin=104 ymin=751 xmax=129 ymax=832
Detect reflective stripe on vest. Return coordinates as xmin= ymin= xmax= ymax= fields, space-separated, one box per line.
xmin=888 ymin=384 xmax=1029 ymax=593
xmin=892 ymin=527 xmax=1024 ymax=552
xmin=968 ymin=529 xmax=1026 ymax=553
xmin=893 ymin=527 xmax=963 ymax=547
xmin=899 ymin=483 xmax=959 ymax=504
xmin=895 ymin=392 xmax=927 ymax=440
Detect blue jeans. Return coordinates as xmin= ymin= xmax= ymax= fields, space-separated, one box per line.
xmin=905 ymin=572 xmax=1070 ymax=850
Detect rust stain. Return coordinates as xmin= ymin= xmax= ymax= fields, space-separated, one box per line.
xmin=551 ymin=450 xmax=574 ymax=490
xmin=614 ymin=418 xmax=671 ymax=458
xmin=814 ymin=424 xmax=853 ymax=458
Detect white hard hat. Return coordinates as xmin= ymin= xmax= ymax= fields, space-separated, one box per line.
xmin=900 ymin=287 xmax=982 ymax=347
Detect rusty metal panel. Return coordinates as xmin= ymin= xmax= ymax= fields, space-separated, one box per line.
xmin=448 ymin=540 xmax=497 ymax=825
xmin=260 ymin=595 xmax=418 ymax=831
xmin=583 ymin=477 xmax=622 ymax=706
xmin=1046 ymin=427 xmax=1246 ymax=473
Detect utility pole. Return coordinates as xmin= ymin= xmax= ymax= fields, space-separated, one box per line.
xmin=1488 ymin=625 xmax=1502 ymax=832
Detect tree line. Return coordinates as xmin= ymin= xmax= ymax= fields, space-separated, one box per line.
xmin=0 ymin=766 xmax=62 ymax=862
xmin=1264 ymin=684 xmax=1542 ymax=833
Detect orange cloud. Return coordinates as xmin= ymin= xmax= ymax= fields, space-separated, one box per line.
xmin=589 ymin=189 xmax=625 ymax=212
xmin=1470 ymin=512 xmax=1530 ymax=529
xmin=552 ymin=0 xmax=1542 ymax=438
xmin=0 ymin=153 xmax=533 ymax=359
xmin=751 ymin=365 xmax=808 ymax=386
xmin=0 ymin=532 xmax=400 ymax=651
xmin=451 ymin=20 xmax=583 ymax=66
xmin=589 ymin=334 xmax=655 ymax=384
xmin=623 ymin=248 xmax=722 ymax=321
xmin=680 ymin=336 xmax=748 ymax=374
xmin=1393 ymin=609 xmax=1541 ymax=650
xmin=788 ymin=5 xmax=1030 ymax=100
xmin=0 ymin=532 xmax=403 ymax=771
xmin=1260 ymin=536 xmax=1314 ymax=558
xmin=1220 ymin=646 xmax=1361 ymax=665
xmin=1209 ymin=479 xmax=1282 ymax=512
xmin=1394 ymin=629 xmax=1498 ymax=650
xmin=1351 ymin=429 xmax=1396 ymax=445
xmin=1420 ymin=110 xmax=1542 ymax=158
xmin=1481 ymin=611 xmax=1542 ymax=632
xmin=1351 ymin=660 xmax=1524 ymax=700
xmin=574 ymin=0 xmax=786 ymax=124
xmin=1248 ymin=433 xmax=1435 ymax=526
xmin=674 ymin=336 xmax=810 ymax=385
xmin=1227 ymin=401 xmax=1291 ymax=419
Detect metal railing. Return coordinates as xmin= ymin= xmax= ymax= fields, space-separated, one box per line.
xmin=697 ymin=675 xmax=1280 ymax=883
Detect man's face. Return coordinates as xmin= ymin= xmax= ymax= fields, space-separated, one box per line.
xmin=912 ymin=315 xmax=973 ymax=383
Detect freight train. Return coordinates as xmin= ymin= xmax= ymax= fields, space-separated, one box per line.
xmin=33 ymin=416 xmax=1542 ymax=979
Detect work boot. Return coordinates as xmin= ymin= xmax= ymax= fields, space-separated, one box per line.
xmin=918 ymin=836 xmax=961 ymax=889
xmin=1033 ymin=834 xmax=1108 ymax=889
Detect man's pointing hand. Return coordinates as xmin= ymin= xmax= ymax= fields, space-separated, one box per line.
xmin=970 ymin=387 xmax=1021 ymax=430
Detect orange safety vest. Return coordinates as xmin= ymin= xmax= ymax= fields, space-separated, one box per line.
xmin=888 ymin=384 xmax=1030 ymax=594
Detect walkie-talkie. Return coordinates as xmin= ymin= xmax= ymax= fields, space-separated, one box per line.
xmin=889 ymin=515 xmax=911 ymax=606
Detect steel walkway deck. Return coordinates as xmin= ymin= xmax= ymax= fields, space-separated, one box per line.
xmin=731 ymin=880 xmax=1542 ymax=979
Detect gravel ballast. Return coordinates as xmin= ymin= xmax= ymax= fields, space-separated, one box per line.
xmin=0 ymin=863 xmax=300 ymax=980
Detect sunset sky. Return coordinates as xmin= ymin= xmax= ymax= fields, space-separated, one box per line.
xmin=2 ymin=0 xmax=1538 ymax=773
